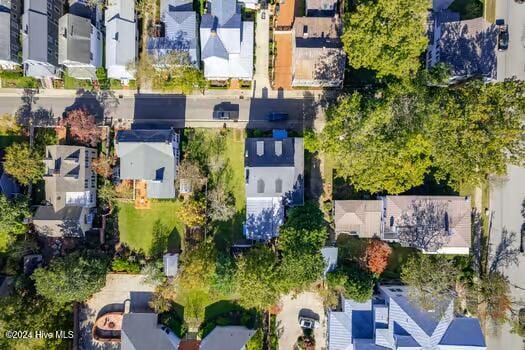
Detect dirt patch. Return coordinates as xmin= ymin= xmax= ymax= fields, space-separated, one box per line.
xmin=273 ymin=33 xmax=293 ymax=90
xmin=275 ymin=0 xmax=296 ymax=28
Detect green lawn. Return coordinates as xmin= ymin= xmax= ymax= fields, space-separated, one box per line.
xmin=63 ymin=71 xmax=93 ymax=90
xmin=188 ymin=129 xmax=246 ymax=248
xmin=117 ymin=200 xmax=185 ymax=255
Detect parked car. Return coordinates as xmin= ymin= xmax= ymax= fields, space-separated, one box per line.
xmin=497 ymin=23 xmax=509 ymax=51
xmin=267 ymin=112 xmax=289 ymax=121
xmin=213 ymin=102 xmax=239 ymax=120
xmin=299 ymin=316 xmax=318 ymax=329
xmin=261 ymin=11 xmax=266 ymax=19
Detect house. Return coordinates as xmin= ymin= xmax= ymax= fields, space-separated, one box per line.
xmin=0 ymin=0 xmax=21 ymax=69
xmin=305 ymin=0 xmax=337 ymax=16
xmin=147 ymin=0 xmax=199 ymax=67
xmin=321 ymin=246 xmax=338 ymax=275
xmin=426 ymin=12 xmax=497 ymax=82
xmin=33 ymin=145 xmax=97 ymax=237
xmin=244 ymin=135 xmax=304 ymax=241
xmin=121 ymin=313 xmax=181 ymax=350
xmin=334 ymin=196 xmax=471 ymax=254
xmin=21 ymin=0 xmax=64 ymax=79
xmin=105 ymin=0 xmax=137 ymax=81
xmin=200 ymin=0 xmax=254 ymax=81
xmin=327 ymin=285 xmax=486 ymax=350
xmin=0 ymin=165 xmax=20 ymax=199
xmin=58 ymin=13 xmax=102 ymax=80
xmin=292 ymin=16 xmax=345 ymax=87
xmin=200 ymin=326 xmax=256 ymax=350
xmin=115 ymin=129 xmax=180 ymax=199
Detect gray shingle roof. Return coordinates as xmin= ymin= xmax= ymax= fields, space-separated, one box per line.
xmin=58 ymin=13 xmax=92 ymax=65
xmin=201 ymin=32 xmax=229 ymax=60
xmin=211 ymin=0 xmax=237 ymax=26
xmin=121 ymin=313 xmax=180 ymax=350
xmin=437 ymin=17 xmax=497 ymax=79
xmin=200 ymin=326 xmax=256 ymax=350
xmin=22 ymin=0 xmax=48 ymax=63
xmin=115 ymin=130 xmax=178 ymax=199
xmin=32 ymin=205 xmax=85 ymax=237
xmin=0 ymin=7 xmax=12 ymax=63
xmin=43 ymin=145 xmax=97 ymax=211
xmin=439 ymin=318 xmax=486 ymax=347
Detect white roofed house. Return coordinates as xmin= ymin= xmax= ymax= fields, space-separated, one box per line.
xmin=334 ymin=196 xmax=472 ymax=255
xmin=0 ymin=0 xmax=22 ymax=70
xmin=327 ymin=285 xmax=486 ymax=350
xmin=244 ymin=134 xmax=304 ymax=241
xmin=105 ymin=0 xmax=137 ymax=82
xmin=21 ymin=0 xmax=64 ymax=80
xmin=200 ymin=0 xmax=254 ymax=81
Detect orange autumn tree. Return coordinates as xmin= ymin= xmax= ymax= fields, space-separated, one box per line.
xmin=59 ymin=109 xmax=102 ymax=147
xmin=363 ymin=239 xmax=392 ymax=275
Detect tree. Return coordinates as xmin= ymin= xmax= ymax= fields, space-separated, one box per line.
xmin=92 ymin=154 xmax=115 ymax=178
xmin=59 ymin=109 xmax=102 ymax=147
xmin=98 ymin=182 xmax=118 ymax=214
xmin=235 ymin=246 xmax=280 ymax=310
xmin=208 ymin=184 xmax=236 ymax=222
xmin=177 ymin=242 xmax=217 ymax=292
xmin=0 ymin=113 xmax=21 ymax=135
xmin=282 ymin=201 xmax=326 ymax=232
xmin=179 ymin=198 xmax=206 ymax=227
xmin=319 ymin=92 xmax=432 ymax=194
xmin=401 ymin=254 xmax=459 ymax=312
xmin=32 ymin=252 xmax=108 ymax=304
xmin=279 ymin=202 xmax=327 ymax=252
xmin=278 ymin=251 xmax=325 ymax=293
xmin=0 ymin=195 xmax=31 ymax=252
xmin=177 ymin=158 xmax=204 ymax=192
xmin=3 ymin=142 xmax=44 ymax=186
xmin=341 ymin=264 xmax=375 ymax=302
xmin=341 ymin=0 xmax=428 ymax=78
xmin=428 ymin=79 xmax=525 ymax=188
xmin=471 ymin=272 xmax=511 ymax=324
xmin=362 ymin=239 xmax=392 ymax=275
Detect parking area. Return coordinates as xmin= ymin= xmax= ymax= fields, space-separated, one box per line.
xmin=79 ymin=273 xmax=156 ymax=350
xmin=276 ymin=291 xmax=327 ymax=350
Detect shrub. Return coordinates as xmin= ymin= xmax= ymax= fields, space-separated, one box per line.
xmin=111 ymin=258 xmax=140 ymax=273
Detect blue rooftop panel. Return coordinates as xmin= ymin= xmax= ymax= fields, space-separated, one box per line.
xmin=439 ymin=318 xmax=486 ymax=347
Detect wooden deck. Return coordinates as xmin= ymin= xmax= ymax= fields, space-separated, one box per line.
xmin=134 ymin=180 xmax=151 ymax=209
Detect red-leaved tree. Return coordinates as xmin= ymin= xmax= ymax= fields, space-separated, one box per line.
xmin=363 ymin=239 xmax=392 ymax=275
xmin=59 ymin=109 xmax=102 ymax=147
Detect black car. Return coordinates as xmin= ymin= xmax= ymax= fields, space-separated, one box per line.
xmin=213 ymin=102 xmax=240 ymax=120
xmin=267 ymin=112 xmax=289 ymax=121
xmin=498 ymin=24 xmax=509 ymax=51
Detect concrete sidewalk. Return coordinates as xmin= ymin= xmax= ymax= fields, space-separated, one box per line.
xmin=0 ymin=86 xmax=327 ymax=99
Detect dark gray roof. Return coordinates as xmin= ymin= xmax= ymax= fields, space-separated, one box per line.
xmin=439 ymin=318 xmax=486 ymax=347
xmin=33 ymin=205 xmax=83 ymax=221
xmin=22 ymin=0 xmax=49 ymax=63
xmin=245 ymin=138 xmax=296 ymax=167
xmin=121 ymin=313 xmax=179 ymax=350
xmin=200 ymin=326 xmax=256 ymax=350
xmin=0 ymin=5 xmax=12 ymax=62
xmin=58 ymin=13 xmax=92 ymax=65
xmin=116 ymin=129 xmax=174 ymax=143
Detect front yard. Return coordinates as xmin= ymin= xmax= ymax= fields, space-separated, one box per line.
xmin=117 ymin=200 xmax=185 ymax=255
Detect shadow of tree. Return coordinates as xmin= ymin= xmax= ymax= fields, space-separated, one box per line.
xmin=15 ymin=89 xmax=56 ymax=127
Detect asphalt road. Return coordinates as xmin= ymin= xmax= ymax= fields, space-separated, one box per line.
xmin=487 ymin=165 xmax=525 ymax=349
xmin=495 ymin=0 xmax=525 ymax=81
xmin=0 ymin=93 xmax=324 ymax=131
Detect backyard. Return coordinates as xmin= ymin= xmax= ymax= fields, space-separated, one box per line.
xmin=117 ymin=200 xmax=185 ymax=255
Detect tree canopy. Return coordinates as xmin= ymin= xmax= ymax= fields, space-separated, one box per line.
xmin=341 ymin=0 xmax=428 ymax=78
xmin=59 ymin=109 xmax=102 ymax=147
xmin=0 ymin=195 xmax=31 ymax=252
xmin=318 ymin=79 xmax=525 ymax=193
xmin=32 ymin=252 xmax=108 ymax=304
xmin=3 ymin=142 xmax=44 ymax=186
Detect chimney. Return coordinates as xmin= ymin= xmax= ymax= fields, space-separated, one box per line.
xmin=256 ymin=141 xmax=264 ymax=156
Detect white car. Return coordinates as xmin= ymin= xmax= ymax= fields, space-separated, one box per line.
xmin=299 ymin=316 xmax=318 ymax=329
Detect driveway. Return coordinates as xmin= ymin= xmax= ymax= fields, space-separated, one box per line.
xmin=276 ymin=292 xmax=327 ymax=350
xmin=487 ymin=165 xmax=525 ymax=349
xmin=253 ymin=10 xmax=271 ymax=97
xmin=79 ymin=273 xmax=156 ymax=350
xmin=495 ymin=0 xmax=525 ymax=81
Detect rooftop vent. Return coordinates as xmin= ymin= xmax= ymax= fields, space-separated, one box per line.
xmin=275 ymin=141 xmax=282 ymax=156
xmin=256 ymin=141 xmax=264 ymax=156
xmin=303 ymin=25 xmax=308 ymax=38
